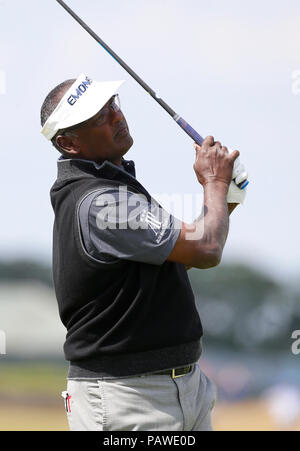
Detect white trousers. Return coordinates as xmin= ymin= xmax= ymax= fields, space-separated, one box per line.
xmin=64 ymin=363 xmax=217 ymax=431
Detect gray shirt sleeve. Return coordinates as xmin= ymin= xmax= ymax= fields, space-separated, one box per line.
xmin=78 ymin=187 xmax=182 ymax=265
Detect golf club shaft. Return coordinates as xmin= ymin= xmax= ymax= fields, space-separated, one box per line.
xmin=56 ymin=0 xmax=248 ymax=189
xmin=55 ymin=0 xmax=203 ymax=142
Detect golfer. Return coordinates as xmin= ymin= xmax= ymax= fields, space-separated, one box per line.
xmin=40 ymin=74 xmax=247 ymax=431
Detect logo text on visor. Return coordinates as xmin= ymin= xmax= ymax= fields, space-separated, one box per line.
xmin=67 ymin=76 xmax=93 ymax=106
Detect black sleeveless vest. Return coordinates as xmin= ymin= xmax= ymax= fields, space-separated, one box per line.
xmin=50 ymin=158 xmax=203 ymax=377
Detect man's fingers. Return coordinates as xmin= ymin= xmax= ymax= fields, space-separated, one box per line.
xmin=194 ymin=142 xmax=200 ymax=152
xmin=194 ymin=138 xmax=240 ymax=167
xmin=229 ymin=150 xmax=240 ymax=162
xmin=194 ymin=136 xmax=214 ymax=150
xmin=203 ymin=136 xmax=215 ymax=147
xmin=194 ymin=136 xmax=215 ymax=153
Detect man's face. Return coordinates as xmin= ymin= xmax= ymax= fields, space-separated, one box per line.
xmin=57 ymin=95 xmax=134 ymax=165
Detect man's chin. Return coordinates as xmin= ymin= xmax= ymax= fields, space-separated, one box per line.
xmin=121 ymin=135 xmax=134 ymax=154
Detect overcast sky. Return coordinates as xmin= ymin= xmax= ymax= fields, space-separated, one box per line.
xmin=0 ymin=0 xmax=299 ymax=282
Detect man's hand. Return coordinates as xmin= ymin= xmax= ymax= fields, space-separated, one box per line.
xmin=168 ymin=136 xmax=240 ymax=269
xmin=193 ymin=136 xmax=239 ymax=188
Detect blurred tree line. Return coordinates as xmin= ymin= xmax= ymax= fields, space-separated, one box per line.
xmin=189 ymin=265 xmax=300 ymax=353
xmin=0 ymin=259 xmax=299 ymax=353
xmin=0 ymin=260 xmax=53 ymax=288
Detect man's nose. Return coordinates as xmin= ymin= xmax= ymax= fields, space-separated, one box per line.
xmin=110 ymin=109 xmax=123 ymax=125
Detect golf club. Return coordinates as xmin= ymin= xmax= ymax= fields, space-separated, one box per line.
xmin=56 ymin=0 xmax=249 ymax=190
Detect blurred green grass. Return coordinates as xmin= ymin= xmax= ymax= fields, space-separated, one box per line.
xmin=0 ymin=362 xmax=299 ymax=431
xmin=0 ymin=362 xmax=68 ymax=399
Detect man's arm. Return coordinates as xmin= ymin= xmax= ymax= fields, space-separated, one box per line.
xmin=185 ymin=202 xmax=238 ymax=270
xmin=166 ymin=136 xmax=240 ymax=269
xmin=77 ymin=137 xmax=241 ymax=269
xmin=78 ymin=187 xmax=182 ymax=266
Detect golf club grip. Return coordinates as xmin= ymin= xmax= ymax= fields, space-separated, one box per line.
xmin=175 ymin=117 xmax=204 ymax=145
xmin=176 ymin=116 xmax=249 ymax=190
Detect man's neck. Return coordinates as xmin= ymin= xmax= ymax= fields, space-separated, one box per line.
xmin=106 ymin=157 xmax=122 ymax=166
xmin=63 ymin=155 xmax=123 ymax=167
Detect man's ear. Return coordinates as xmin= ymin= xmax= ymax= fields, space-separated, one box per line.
xmin=56 ymin=133 xmax=80 ymax=156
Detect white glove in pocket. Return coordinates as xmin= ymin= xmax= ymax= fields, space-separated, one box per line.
xmin=227 ymin=155 xmax=248 ymax=204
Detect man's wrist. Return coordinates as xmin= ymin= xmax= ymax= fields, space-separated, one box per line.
xmin=203 ymin=180 xmax=229 ymax=210
xmin=203 ymin=180 xmax=229 ymax=193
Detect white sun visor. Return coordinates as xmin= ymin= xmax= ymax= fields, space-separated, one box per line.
xmin=41 ymin=74 xmax=125 ymax=140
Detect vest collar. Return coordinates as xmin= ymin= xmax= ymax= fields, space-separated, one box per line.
xmin=56 ymin=156 xmax=136 ymax=184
